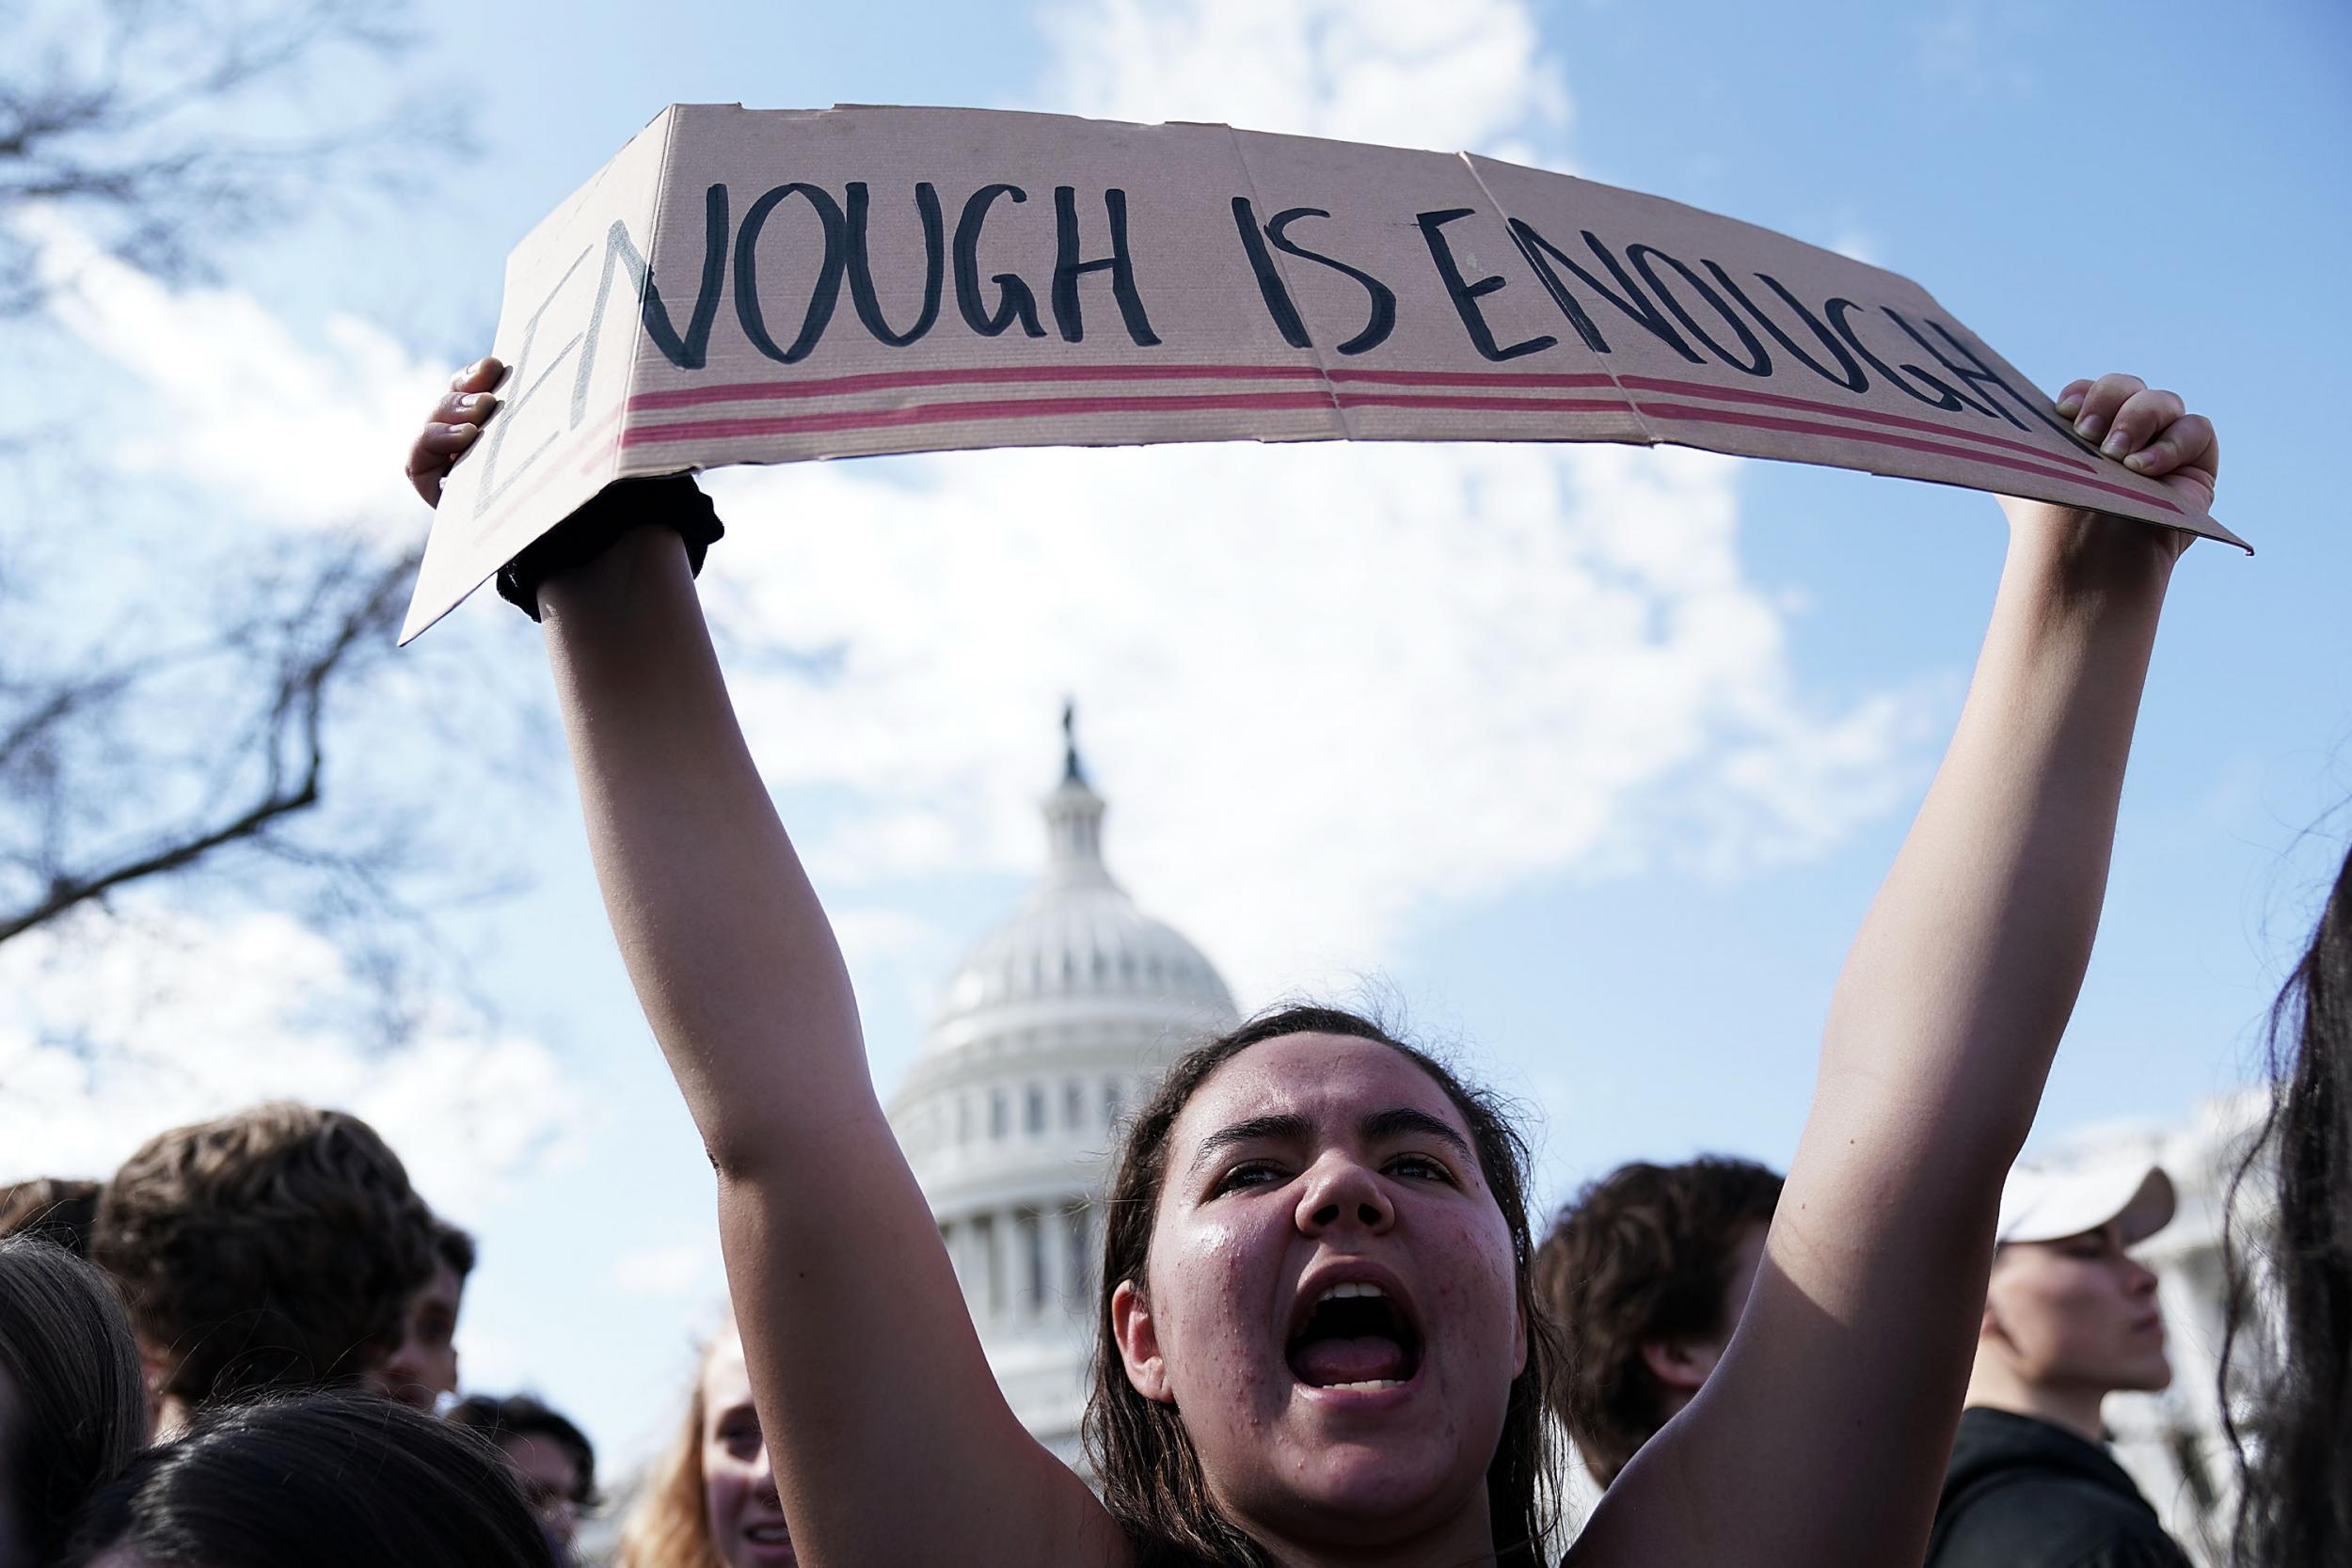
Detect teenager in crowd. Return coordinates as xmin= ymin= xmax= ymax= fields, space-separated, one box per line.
xmin=88 ymin=1101 xmax=439 ymax=1426
xmin=59 ymin=1390 xmax=553 ymax=1568
xmin=2225 ymin=838 xmax=2352 ymax=1566
xmin=1927 ymin=1161 xmax=2191 ymax=1567
xmin=0 ymin=1178 xmax=103 ymax=1258
xmin=451 ymin=1392 xmax=601 ymax=1563
xmin=373 ymin=1218 xmax=475 ymax=1412
xmin=616 ymin=1318 xmax=794 ymax=1568
xmin=413 ymin=363 xmax=2217 ymax=1566
xmin=1532 ymin=1157 xmax=1782 ymax=1487
xmin=0 ymin=1237 xmax=148 ymax=1568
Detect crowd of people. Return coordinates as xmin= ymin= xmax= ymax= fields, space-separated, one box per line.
xmin=0 ymin=368 xmax=2344 ymax=1568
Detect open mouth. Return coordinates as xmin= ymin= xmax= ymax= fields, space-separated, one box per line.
xmin=743 ymin=1522 xmax=795 ymax=1560
xmin=1285 ymin=1280 xmax=1423 ymax=1391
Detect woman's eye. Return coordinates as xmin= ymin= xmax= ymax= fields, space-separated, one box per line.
xmin=1388 ymin=1154 xmax=1454 ymax=1183
xmin=1214 ymin=1163 xmax=1281 ymax=1195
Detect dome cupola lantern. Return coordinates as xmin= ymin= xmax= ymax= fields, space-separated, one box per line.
xmin=1042 ymin=702 xmax=1110 ymax=886
xmin=884 ymin=709 xmax=1239 ymax=1467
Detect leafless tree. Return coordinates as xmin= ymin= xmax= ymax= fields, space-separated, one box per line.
xmin=0 ymin=0 xmax=511 ymax=1011
xmin=0 ymin=0 xmax=454 ymax=312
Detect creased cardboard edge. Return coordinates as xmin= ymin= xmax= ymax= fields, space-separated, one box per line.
xmin=398 ymin=105 xmax=2251 ymax=647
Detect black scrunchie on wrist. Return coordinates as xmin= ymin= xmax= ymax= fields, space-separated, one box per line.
xmin=495 ymin=473 xmax=725 ymax=620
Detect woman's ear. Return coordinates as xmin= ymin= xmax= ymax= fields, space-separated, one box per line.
xmin=1111 ymin=1278 xmax=1176 ymax=1404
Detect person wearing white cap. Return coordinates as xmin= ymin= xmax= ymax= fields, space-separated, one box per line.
xmin=1924 ymin=1159 xmax=2192 ymax=1568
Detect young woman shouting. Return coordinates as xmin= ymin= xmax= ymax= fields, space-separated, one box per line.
xmin=410 ymin=367 xmax=2218 ymax=1568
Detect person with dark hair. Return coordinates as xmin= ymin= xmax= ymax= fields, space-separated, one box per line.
xmin=88 ymin=1101 xmax=439 ymax=1425
xmin=1532 ymin=1157 xmax=1784 ymax=1486
xmin=372 ymin=1218 xmax=476 ymax=1412
xmin=0 ymin=1178 xmax=104 ymax=1259
xmin=59 ymin=1389 xmax=555 ymax=1568
xmin=450 ymin=1391 xmax=600 ymax=1562
xmin=2224 ymin=838 xmax=2352 ymax=1566
xmin=411 ymin=362 xmax=2217 ymax=1566
xmin=0 ymin=1236 xmax=148 ymax=1567
xmin=1927 ymin=1161 xmax=2190 ymax=1567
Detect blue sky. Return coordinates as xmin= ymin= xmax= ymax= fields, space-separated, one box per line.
xmin=5 ymin=0 xmax=2349 ymax=1471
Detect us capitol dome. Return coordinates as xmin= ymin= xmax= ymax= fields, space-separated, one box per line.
xmin=884 ymin=710 xmax=1239 ymax=1464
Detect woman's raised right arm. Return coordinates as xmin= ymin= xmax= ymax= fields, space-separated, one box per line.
xmin=411 ymin=363 xmax=1126 ymax=1568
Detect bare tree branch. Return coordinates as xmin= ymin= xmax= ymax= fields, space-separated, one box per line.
xmin=0 ymin=547 xmax=416 ymax=943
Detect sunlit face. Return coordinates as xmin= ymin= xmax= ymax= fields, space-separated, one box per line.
xmin=366 ymin=1260 xmax=463 ymax=1411
xmin=500 ymin=1433 xmax=584 ymax=1559
xmin=700 ymin=1334 xmax=795 ymax=1568
xmin=1985 ymin=1224 xmax=2170 ymax=1395
xmin=1115 ymin=1034 xmax=1524 ymax=1549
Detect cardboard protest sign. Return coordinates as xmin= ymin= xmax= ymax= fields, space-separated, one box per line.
xmin=405 ymin=103 xmax=2241 ymax=642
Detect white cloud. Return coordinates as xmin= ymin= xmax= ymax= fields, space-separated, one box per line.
xmin=9 ymin=0 xmax=1939 ymax=1022
xmin=1035 ymin=0 xmax=1572 ymax=156
xmin=17 ymin=205 xmax=448 ymax=540
xmin=704 ymin=436 xmax=1936 ymax=1004
xmin=0 ymin=901 xmax=592 ymax=1221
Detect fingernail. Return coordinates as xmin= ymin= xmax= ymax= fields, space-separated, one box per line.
xmin=2075 ymin=413 xmax=2107 ymax=440
xmin=2056 ymin=393 xmax=2084 ymax=416
xmin=449 ymin=421 xmax=479 ymax=441
xmin=2123 ymin=450 xmax=2155 ymax=471
xmin=459 ymin=392 xmax=495 ymax=412
xmin=2100 ymin=430 xmax=2131 ymax=458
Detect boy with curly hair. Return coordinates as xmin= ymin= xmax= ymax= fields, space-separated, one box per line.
xmin=88 ymin=1101 xmax=439 ymax=1427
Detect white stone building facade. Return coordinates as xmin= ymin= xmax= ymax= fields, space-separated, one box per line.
xmin=884 ymin=729 xmax=1238 ymax=1464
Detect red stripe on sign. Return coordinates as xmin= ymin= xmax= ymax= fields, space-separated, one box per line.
xmin=1635 ymin=401 xmax=2182 ymax=513
xmin=1332 ymin=391 xmax=1637 ymax=415
xmin=630 ymin=361 xmax=1331 ymax=411
xmin=620 ymin=389 xmax=1343 ymax=444
xmin=1619 ymin=373 xmax=2094 ymax=470
xmin=1326 ymin=368 xmax=1619 ymax=390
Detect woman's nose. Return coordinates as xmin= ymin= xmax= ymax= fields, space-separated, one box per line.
xmin=1296 ymin=1155 xmax=1394 ymax=1235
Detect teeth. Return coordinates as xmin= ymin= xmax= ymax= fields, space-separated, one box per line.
xmin=1313 ymin=1281 xmax=1387 ymax=1305
xmin=1324 ymin=1378 xmax=1405 ymax=1391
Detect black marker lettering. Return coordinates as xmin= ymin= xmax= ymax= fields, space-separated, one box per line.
xmin=1416 ymin=208 xmax=1555 ymax=362
xmin=1923 ymin=320 xmax=2080 ymax=442
xmin=844 ymin=182 xmax=945 ymax=348
xmin=1265 ymin=208 xmax=1395 ymax=356
xmin=1827 ymin=299 xmax=1966 ymax=411
xmin=571 ymin=185 xmax=731 ymax=424
xmin=1053 ymin=186 xmax=1160 ymax=346
xmin=954 ymin=184 xmax=1043 ymax=338
xmin=735 ymin=182 xmax=847 ymax=365
xmin=1880 ymin=309 xmax=2006 ymax=422
xmin=1231 ymin=198 xmax=1310 ymax=348
xmin=1504 ymin=218 xmax=1700 ymax=362
xmin=1707 ymin=265 xmax=1867 ymax=393
xmin=1626 ymin=245 xmax=1771 ymax=376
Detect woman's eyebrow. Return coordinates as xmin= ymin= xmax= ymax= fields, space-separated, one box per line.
xmin=1187 ymin=1112 xmax=1315 ymax=1176
xmin=1362 ymin=1107 xmax=1473 ymax=1159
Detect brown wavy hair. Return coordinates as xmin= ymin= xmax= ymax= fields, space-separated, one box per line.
xmin=614 ymin=1321 xmax=731 ymax=1568
xmin=0 ymin=1177 xmax=104 ymax=1258
xmin=1082 ymin=1005 xmax=1564 ymax=1567
xmin=89 ymin=1101 xmax=437 ymax=1408
xmin=1531 ymin=1156 xmax=1781 ymax=1486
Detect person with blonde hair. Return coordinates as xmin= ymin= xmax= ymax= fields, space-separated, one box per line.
xmin=617 ymin=1317 xmax=795 ymax=1568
